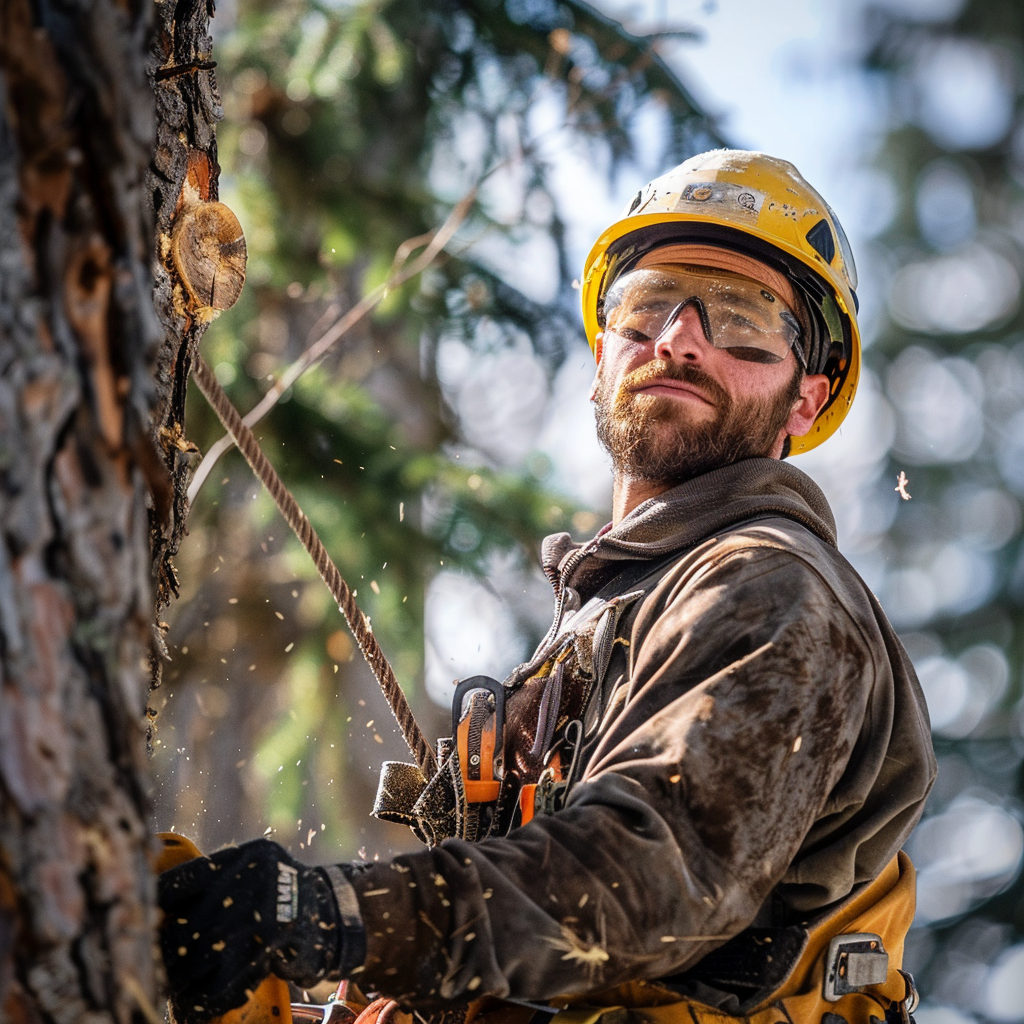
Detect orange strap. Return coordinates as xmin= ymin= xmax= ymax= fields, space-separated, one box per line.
xmin=519 ymin=784 xmax=537 ymax=825
xmin=457 ymin=699 xmax=501 ymax=803
xmin=465 ymin=779 xmax=501 ymax=801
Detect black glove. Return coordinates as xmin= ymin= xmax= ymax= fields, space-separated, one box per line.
xmin=158 ymin=839 xmax=355 ymax=1024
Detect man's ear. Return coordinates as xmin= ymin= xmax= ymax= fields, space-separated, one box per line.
xmin=784 ymin=372 xmax=831 ymax=438
xmin=589 ymin=332 xmax=605 ymax=401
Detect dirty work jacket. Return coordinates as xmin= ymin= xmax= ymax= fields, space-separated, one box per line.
xmin=341 ymin=458 xmax=937 ymax=1010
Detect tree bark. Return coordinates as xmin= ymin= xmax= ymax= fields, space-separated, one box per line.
xmin=0 ymin=0 xmax=224 ymax=1017
xmin=0 ymin=0 xmax=162 ymax=1019
xmin=148 ymin=0 xmax=227 ymax=629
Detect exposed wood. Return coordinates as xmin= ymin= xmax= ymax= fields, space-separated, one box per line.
xmin=171 ymin=199 xmax=246 ymax=319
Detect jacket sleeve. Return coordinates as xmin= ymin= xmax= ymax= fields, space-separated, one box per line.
xmin=342 ymin=544 xmax=886 ymax=1007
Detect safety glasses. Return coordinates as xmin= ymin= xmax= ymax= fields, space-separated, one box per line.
xmin=602 ymin=265 xmax=804 ymax=366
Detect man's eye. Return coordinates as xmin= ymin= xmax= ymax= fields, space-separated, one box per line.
xmin=615 ymin=327 xmax=652 ymax=344
xmin=724 ymin=312 xmax=760 ymax=332
xmin=726 ymin=346 xmax=785 ymax=364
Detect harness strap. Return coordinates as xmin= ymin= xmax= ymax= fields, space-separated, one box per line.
xmin=459 ymin=693 xmax=501 ymax=804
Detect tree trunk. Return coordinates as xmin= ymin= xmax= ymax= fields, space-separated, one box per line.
xmin=0 ymin=0 xmax=162 ymax=1018
xmin=0 ymin=0 xmax=224 ymax=1017
xmin=148 ymin=0 xmax=229 ymax=627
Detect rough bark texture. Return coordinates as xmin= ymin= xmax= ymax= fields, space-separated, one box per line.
xmin=0 ymin=0 xmax=224 ymax=1016
xmin=147 ymin=0 xmax=224 ymax=636
xmin=0 ymin=0 xmax=162 ymax=1021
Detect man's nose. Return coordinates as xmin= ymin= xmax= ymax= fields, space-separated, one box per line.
xmin=653 ymin=302 xmax=709 ymax=364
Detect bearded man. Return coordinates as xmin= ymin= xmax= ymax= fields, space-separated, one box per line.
xmin=159 ymin=151 xmax=936 ymax=1024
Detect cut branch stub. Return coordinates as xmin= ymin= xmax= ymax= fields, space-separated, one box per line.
xmin=171 ymin=200 xmax=247 ymax=320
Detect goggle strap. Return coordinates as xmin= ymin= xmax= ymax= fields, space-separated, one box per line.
xmin=792 ymin=338 xmax=808 ymax=371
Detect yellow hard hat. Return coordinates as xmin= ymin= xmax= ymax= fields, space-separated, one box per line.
xmin=581 ymin=149 xmax=860 ymax=454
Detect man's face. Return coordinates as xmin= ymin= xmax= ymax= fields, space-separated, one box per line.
xmin=591 ymin=270 xmax=828 ymax=486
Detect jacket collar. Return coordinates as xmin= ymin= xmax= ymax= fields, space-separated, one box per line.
xmin=541 ymin=458 xmax=837 ymax=598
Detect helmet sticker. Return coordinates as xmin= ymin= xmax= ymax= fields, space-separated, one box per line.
xmin=820 ymin=291 xmax=843 ymax=345
xmin=672 ymin=182 xmax=765 ymax=220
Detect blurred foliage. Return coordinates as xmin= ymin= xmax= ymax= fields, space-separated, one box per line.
xmin=152 ymin=0 xmax=719 ymax=858
xmin=859 ymin=0 xmax=1024 ymax=1013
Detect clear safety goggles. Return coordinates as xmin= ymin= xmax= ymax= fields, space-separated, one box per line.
xmin=602 ymin=265 xmax=804 ymax=367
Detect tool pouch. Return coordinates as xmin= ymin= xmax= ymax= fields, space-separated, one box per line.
xmin=372 ymin=677 xmax=509 ymax=846
xmin=371 ymin=590 xmax=646 ymax=847
xmin=371 ymin=739 xmax=461 ymax=847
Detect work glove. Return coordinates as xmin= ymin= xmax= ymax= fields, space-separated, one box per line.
xmin=158 ymin=839 xmax=355 ymax=1024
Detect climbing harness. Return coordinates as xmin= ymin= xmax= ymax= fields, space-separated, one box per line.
xmin=533 ymin=852 xmax=921 ymax=1024
xmin=370 ymin=545 xmax=681 ymax=847
xmin=369 ymin=529 xmax=922 ymax=1023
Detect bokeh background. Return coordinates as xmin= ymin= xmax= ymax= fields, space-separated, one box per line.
xmin=149 ymin=0 xmax=1024 ymax=1017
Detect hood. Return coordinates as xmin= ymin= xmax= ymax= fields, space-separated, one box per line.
xmin=542 ymin=458 xmax=837 ymax=599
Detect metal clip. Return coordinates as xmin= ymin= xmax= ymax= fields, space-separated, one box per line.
xmin=534 ymin=720 xmax=584 ymax=817
xmin=290 ymin=982 xmax=357 ymax=1024
xmin=823 ymin=932 xmax=889 ymax=1001
xmin=452 ymin=675 xmax=505 ymax=746
xmin=898 ymin=969 xmax=920 ymax=1018
xmin=535 ymin=764 xmax=567 ymax=816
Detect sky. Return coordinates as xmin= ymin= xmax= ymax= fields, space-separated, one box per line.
xmin=597 ymin=0 xmax=877 ymax=226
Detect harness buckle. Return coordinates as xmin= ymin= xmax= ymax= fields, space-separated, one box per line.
xmin=533 ymin=720 xmax=584 ymax=818
xmin=823 ymin=931 xmax=889 ymax=1001
xmin=535 ymin=764 xmax=568 ymax=816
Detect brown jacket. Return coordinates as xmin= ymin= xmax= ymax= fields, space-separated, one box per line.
xmin=345 ymin=459 xmax=936 ymax=1009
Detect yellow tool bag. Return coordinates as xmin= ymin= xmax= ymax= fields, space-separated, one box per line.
xmin=539 ymin=851 xmax=918 ymax=1024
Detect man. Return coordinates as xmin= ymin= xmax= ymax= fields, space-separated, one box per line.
xmin=159 ymin=151 xmax=936 ymax=1024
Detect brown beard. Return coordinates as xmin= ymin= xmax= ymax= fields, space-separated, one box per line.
xmin=594 ymin=359 xmax=802 ymax=486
